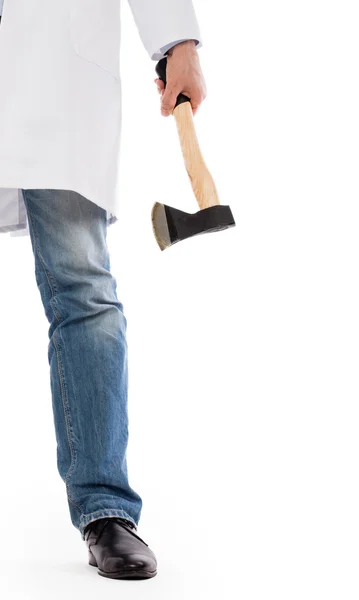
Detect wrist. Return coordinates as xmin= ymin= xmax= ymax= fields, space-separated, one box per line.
xmin=167 ymin=40 xmax=196 ymax=56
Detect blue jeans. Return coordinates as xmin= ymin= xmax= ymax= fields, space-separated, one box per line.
xmin=21 ymin=189 xmax=143 ymax=540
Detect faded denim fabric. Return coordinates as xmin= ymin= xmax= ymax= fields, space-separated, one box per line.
xmin=21 ymin=189 xmax=143 ymax=540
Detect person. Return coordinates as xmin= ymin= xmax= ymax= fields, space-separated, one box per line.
xmin=0 ymin=1 xmax=207 ymax=581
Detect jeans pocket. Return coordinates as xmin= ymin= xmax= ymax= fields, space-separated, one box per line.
xmin=70 ymin=0 xmax=121 ymax=80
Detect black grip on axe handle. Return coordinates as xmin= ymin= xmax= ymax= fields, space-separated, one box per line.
xmin=155 ymin=57 xmax=191 ymax=110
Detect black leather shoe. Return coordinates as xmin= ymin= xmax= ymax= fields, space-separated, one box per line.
xmin=84 ymin=517 xmax=157 ymax=579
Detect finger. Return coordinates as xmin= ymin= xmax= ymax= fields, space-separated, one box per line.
xmin=188 ymin=92 xmax=205 ymax=116
xmin=161 ymin=88 xmax=183 ymax=116
xmin=154 ymin=78 xmax=165 ymax=90
xmin=155 ymin=82 xmax=165 ymax=99
xmin=191 ymin=104 xmax=199 ymax=116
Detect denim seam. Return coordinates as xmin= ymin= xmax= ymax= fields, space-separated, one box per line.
xmin=52 ymin=330 xmax=85 ymax=513
xmin=22 ymin=190 xmax=85 ymax=515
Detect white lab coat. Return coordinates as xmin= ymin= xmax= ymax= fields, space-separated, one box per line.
xmin=0 ymin=0 xmax=202 ymax=237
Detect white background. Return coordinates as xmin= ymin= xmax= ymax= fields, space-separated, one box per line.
xmin=1 ymin=0 xmax=359 ymax=598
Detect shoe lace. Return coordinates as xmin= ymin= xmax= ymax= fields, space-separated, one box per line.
xmin=111 ymin=517 xmax=149 ymax=546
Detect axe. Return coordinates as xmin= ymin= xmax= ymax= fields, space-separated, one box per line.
xmin=151 ymin=56 xmax=236 ymax=251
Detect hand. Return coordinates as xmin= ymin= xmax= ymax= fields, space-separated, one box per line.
xmin=154 ymin=40 xmax=207 ymax=117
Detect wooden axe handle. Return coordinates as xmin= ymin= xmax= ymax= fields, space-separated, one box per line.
xmin=155 ymin=56 xmax=220 ymax=212
xmin=172 ymin=101 xmax=221 ymax=211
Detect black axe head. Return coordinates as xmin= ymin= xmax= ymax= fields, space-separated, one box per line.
xmin=151 ymin=203 xmax=236 ymax=251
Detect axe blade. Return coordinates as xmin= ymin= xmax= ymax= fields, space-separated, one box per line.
xmin=151 ymin=202 xmax=236 ymax=251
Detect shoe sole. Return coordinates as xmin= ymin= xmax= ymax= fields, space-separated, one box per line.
xmin=89 ymin=550 xmax=157 ymax=580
